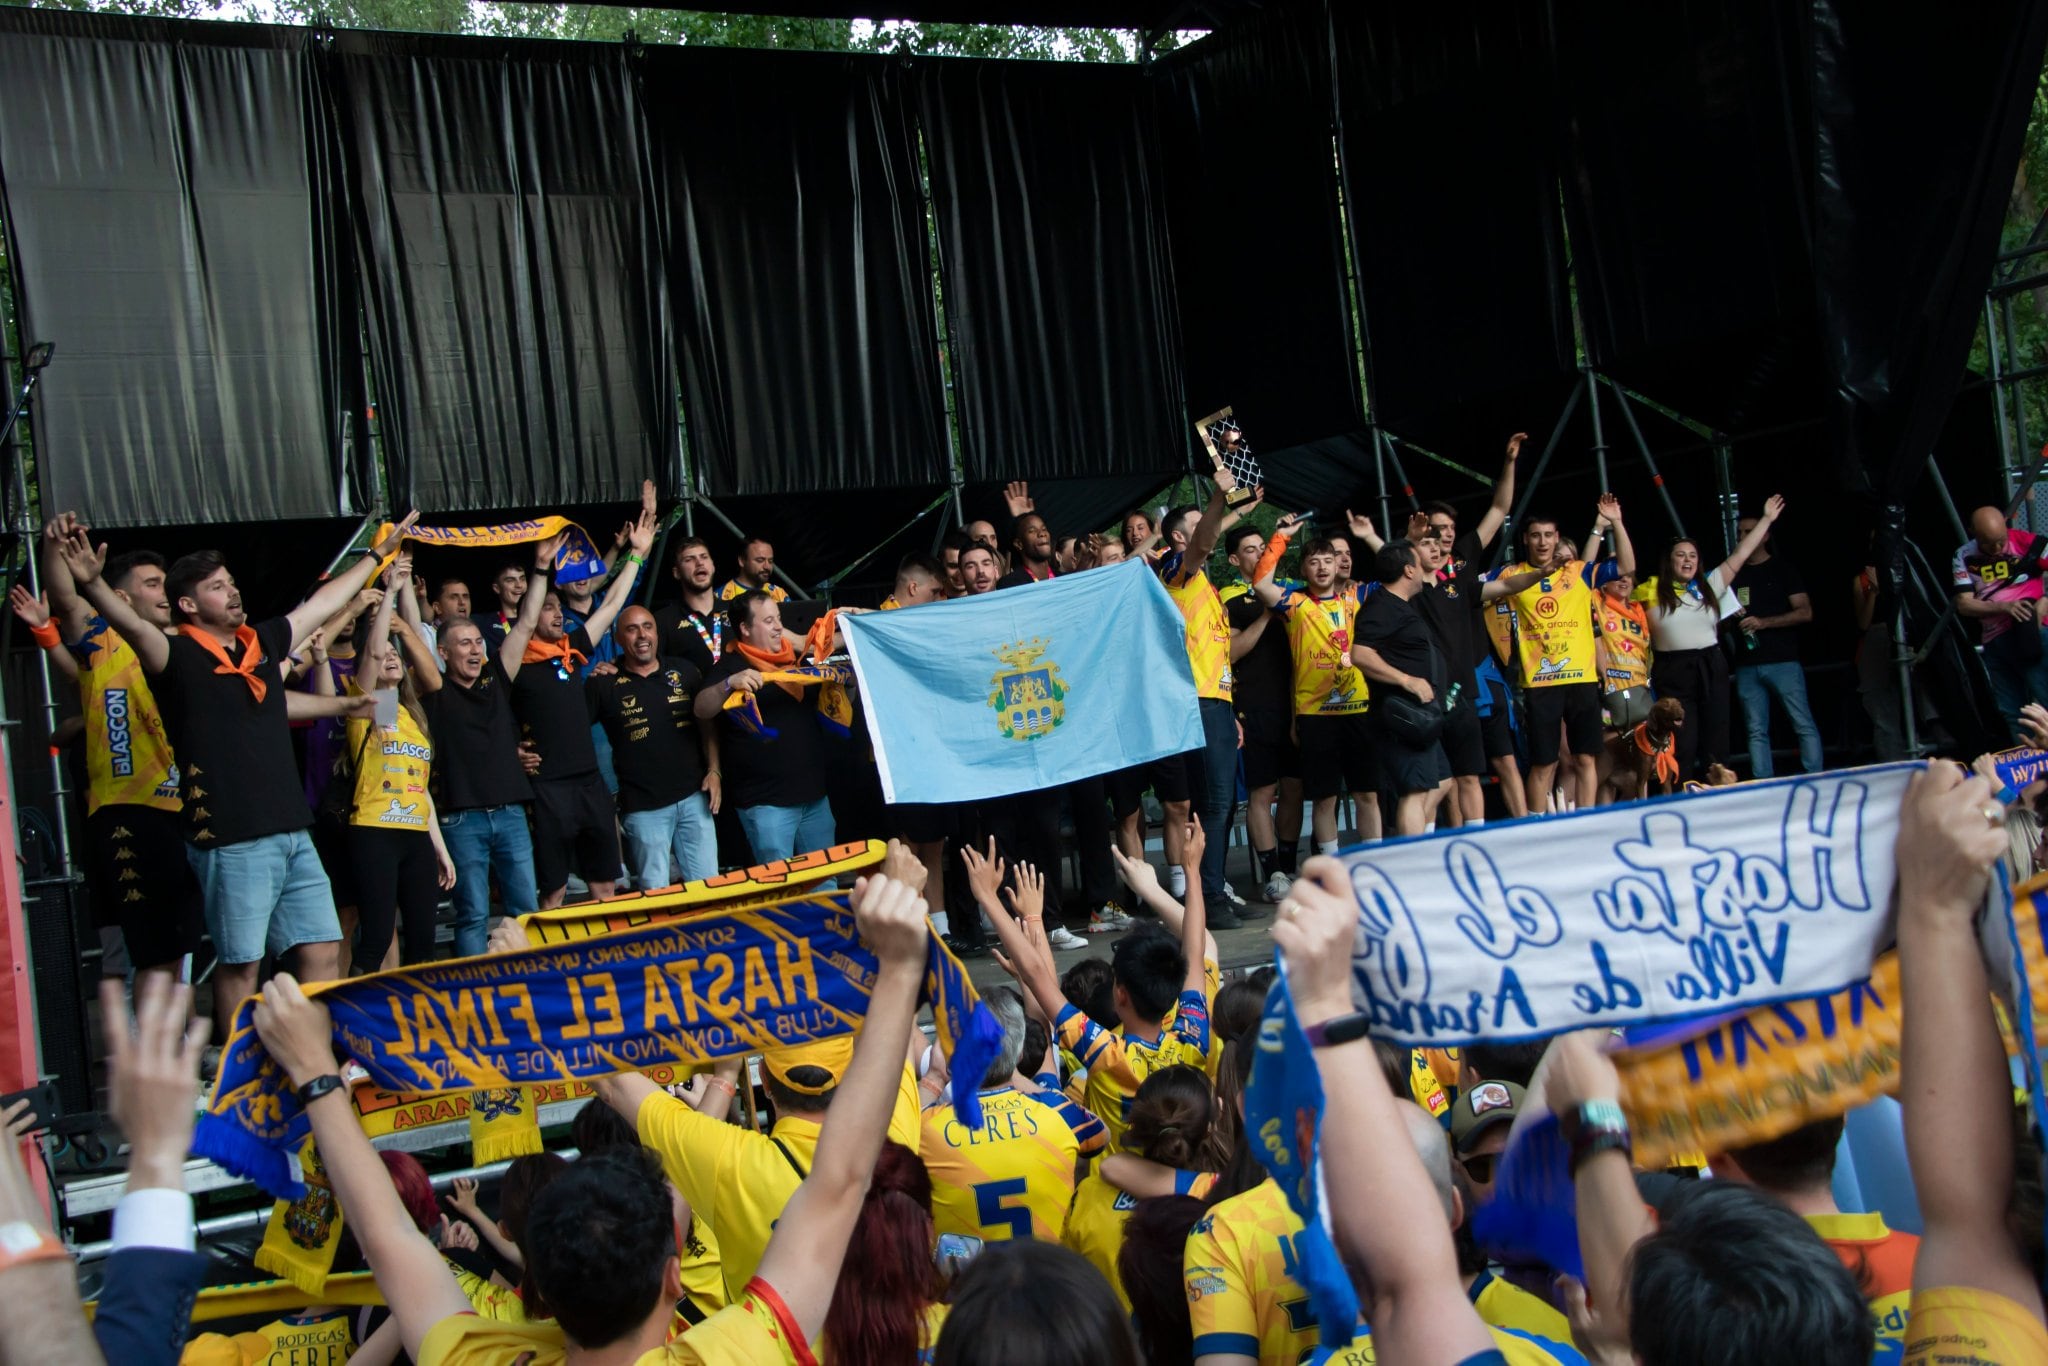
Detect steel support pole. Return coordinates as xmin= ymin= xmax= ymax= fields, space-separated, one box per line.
xmin=1372 ymin=425 xmax=1392 ymax=536
xmin=1599 ymin=376 xmax=1688 ymax=539
xmin=1377 ymin=428 xmax=1420 ymax=514
xmin=689 ymin=493 xmax=812 ymax=600
xmin=1714 ymin=444 xmax=1739 ymax=560
xmin=1494 ymin=374 xmax=1588 ymax=566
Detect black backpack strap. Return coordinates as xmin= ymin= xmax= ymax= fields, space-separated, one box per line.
xmin=768 ymin=1136 xmax=809 ymax=1181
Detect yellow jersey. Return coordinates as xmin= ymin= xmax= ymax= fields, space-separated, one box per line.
xmin=180 ymin=1311 xmax=354 ymax=1366
xmin=1481 ymin=581 xmax=1519 ymax=670
xmin=1808 ymin=1211 xmax=1917 ymax=1359
xmin=1275 ymin=589 xmax=1370 ymax=717
xmin=1469 ymin=1269 xmax=1574 ymax=1343
xmin=1904 ymin=1286 xmax=2048 ymax=1366
xmin=1065 ymin=1167 xmax=1216 ymax=1311
xmin=718 ymin=580 xmax=788 ymax=604
xmin=1309 ymin=1325 xmax=1584 ymax=1364
xmin=921 ymin=1086 xmax=1082 ymax=1245
xmin=74 ymin=619 xmax=180 ymax=814
xmin=1161 ymin=552 xmax=1234 ymax=703
xmin=1057 ymin=970 xmax=1214 ymax=1149
xmin=1594 ymin=594 xmax=1652 ymax=694
xmin=1507 ymin=559 xmax=1598 ymax=688
xmin=1409 ymin=1050 xmax=1451 ymax=1119
xmin=1185 ymin=1178 xmax=1319 ymax=1366
xmin=344 ymin=696 xmax=434 ymax=830
xmin=417 ymin=1279 xmax=814 ymax=1366
xmin=636 ymin=1064 xmax=920 ymax=1302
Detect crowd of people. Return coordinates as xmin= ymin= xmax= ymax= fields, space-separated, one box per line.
xmin=18 ymin=763 xmax=2044 ymax=1366
xmin=12 ymin=439 xmax=2048 ymax=1365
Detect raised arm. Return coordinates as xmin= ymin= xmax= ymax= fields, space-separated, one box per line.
xmin=578 ymin=498 xmax=656 ymax=643
xmin=1471 ymin=431 xmax=1526 ymax=549
xmin=1713 ymin=494 xmax=1784 ymax=583
xmin=1109 ymin=845 xmax=1219 ymax=966
xmin=1479 ymin=567 xmax=1543 ymax=602
xmin=11 ymin=586 xmax=78 ymax=683
xmin=1273 ymin=861 xmax=1495 ymax=1364
xmin=1345 ymin=509 xmax=1386 ymax=554
xmin=1183 ymin=468 xmax=1239 ymax=570
xmin=1603 ymin=494 xmax=1635 ymax=579
xmin=358 ymin=555 xmax=405 ymax=687
xmin=497 ymin=533 xmax=564 ymax=682
xmin=253 ymin=976 xmax=478 ymax=1362
xmin=38 ymin=513 xmax=93 ymax=641
xmin=56 ymin=527 xmax=170 ymax=673
xmin=963 ymin=840 xmax=1066 ymax=1024
xmin=1896 ymin=763 xmax=2042 ymax=1313
xmin=752 ymin=874 xmax=929 ymax=1341
xmin=390 ymin=561 xmax=442 ymax=694
xmin=286 ymin=514 xmax=418 ymax=654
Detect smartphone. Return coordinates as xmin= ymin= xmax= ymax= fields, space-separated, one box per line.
xmin=0 ymin=1082 xmax=59 ymax=1137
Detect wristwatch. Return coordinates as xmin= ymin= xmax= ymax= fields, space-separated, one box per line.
xmin=1559 ymin=1098 xmax=1632 ymax=1174
xmin=295 ymin=1074 xmax=345 ymax=1106
xmin=1301 ymin=1012 xmax=1372 ymax=1050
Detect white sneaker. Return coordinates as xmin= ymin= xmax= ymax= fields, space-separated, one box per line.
xmin=1262 ymin=870 xmax=1293 ymax=903
xmin=1046 ymin=926 xmax=1088 ymax=951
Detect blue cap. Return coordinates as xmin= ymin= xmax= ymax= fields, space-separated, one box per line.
xmin=1593 ymin=560 xmax=1624 ymax=589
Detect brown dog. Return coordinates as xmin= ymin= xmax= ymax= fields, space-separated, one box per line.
xmin=1601 ymin=697 xmax=1687 ymax=802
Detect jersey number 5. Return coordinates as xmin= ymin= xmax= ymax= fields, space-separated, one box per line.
xmin=974 ymin=1177 xmax=1032 ymax=1241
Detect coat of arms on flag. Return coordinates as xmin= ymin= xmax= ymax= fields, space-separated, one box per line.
xmin=988 ymin=638 xmax=1068 ymax=741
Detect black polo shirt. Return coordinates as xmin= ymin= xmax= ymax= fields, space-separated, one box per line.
xmin=587 ymin=659 xmax=707 ymax=813
xmin=151 ymin=616 xmax=309 ymax=847
xmin=655 ymin=599 xmax=728 ymax=677
xmin=706 ymin=654 xmax=827 ymax=810
xmin=510 ymin=627 xmax=600 ymax=782
xmin=422 ymin=657 xmax=533 ymax=811
xmin=1223 ymin=583 xmax=1290 ymax=714
xmin=1416 ymin=551 xmax=1483 ymax=704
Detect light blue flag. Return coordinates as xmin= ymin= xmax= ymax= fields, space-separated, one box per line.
xmin=839 ymin=560 xmax=1203 ymax=804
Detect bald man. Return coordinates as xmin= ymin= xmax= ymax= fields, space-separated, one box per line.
xmin=588 ymin=605 xmax=720 ymax=890
xmin=1952 ymin=505 xmax=2048 ymax=726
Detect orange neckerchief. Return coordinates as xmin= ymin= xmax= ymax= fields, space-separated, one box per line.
xmin=522 ymin=635 xmax=588 ymax=670
xmin=185 ymin=624 xmax=269 ymax=703
xmin=734 ymin=610 xmax=839 ymax=699
xmin=1633 ymin=721 xmax=1681 ymax=786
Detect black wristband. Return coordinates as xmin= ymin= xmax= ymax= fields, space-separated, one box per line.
xmin=295 ymin=1073 xmax=344 ymax=1106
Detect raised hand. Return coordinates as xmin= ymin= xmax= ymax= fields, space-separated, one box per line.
xmin=1345 ymin=509 xmax=1374 ymax=541
xmin=1760 ymin=493 xmax=1787 ymax=523
xmin=369 ymin=511 xmax=420 ymax=562
xmin=1505 ymin=431 xmax=1528 ymax=461
xmin=1110 ymin=845 xmax=1161 ymax=900
xmin=1596 ymin=493 xmax=1622 ymax=525
xmin=1896 ymin=762 xmax=2009 ymax=934
xmin=1003 ymin=860 xmax=1046 ymax=923
xmin=851 ymin=873 xmax=930 ymax=970
xmin=447 ymin=1176 xmax=483 ymax=1219
xmin=627 ymin=504 xmax=657 ymax=557
xmin=959 ymin=836 xmax=1007 ymax=907
xmin=881 ymin=838 xmax=929 ymax=899
xmin=55 ymin=528 xmax=106 ymax=587
xmin=382 ymin=552 xmax=413 ymax=590
xmin=1004 ymin=481 xmax=1035 ymax=517
xmin=9 ymin=586 xmax=50 ymax=630
xmin=533 ymin=531 xmax=569 ymax=572
xmin=1181 ymin=818 xmax=1205 ymax=869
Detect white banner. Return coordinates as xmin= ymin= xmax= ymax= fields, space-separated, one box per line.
xmin=1338 ymin=763 xmax=1921 ymax=1044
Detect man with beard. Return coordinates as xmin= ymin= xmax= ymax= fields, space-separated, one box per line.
xmin=655 ymin=536 xmax=727 ymax=677
xmin=957 ymin=542 xmax=1002 ymax=597
xmin=56 ymin=514 xmax=411 ymax=1033
xmin=719 ymin=535 xmax=787 ymax=604
xmin=589 ymin=605 xmax=719 ymax=890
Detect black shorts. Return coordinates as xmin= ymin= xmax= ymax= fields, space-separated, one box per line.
xmin=1236 ymin=706 xmax=1300 ymax=791
xmin=87 ymin=804 xmax=203 ymax=969
xmin=1478 ymin=675 xmax=1517 ymax=761
xmin=1108 ymin=751 xmax=1193 ymax=820
xmin=1297 ymin=713 xmax=1375 ymax=801
xmin=1440 ymin=700 xmax=1487 ymax=778
xmin=889 ymin=801 xmax=956 ymax=846
xmin=1368 ymin=711 xmax=1452 ymax=796
xmin=531 ymin=773 xmax=623 ymax=893
xmin=1524 ymin=682 xmax=1604 ymax=765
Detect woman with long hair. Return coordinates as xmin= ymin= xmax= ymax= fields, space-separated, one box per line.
xmin=341 ymin=554 xmax=455 ymax=972
xmin=1640 ymin=496 xmax=1784 ymax=779
xmin=1062 ymin=1064 xmax=1216 ymax=1306
xmin=822 ymin=1140 xmax=947 ymax=1365
xmin=933 ymin=1240 xmax=1140 ymax=1366
xmin=1119 ymin=1194 xmax=1209 ymax=1366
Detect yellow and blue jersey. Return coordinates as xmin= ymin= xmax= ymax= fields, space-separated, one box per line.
xmin=1469 ymin=1270 xmax=1574 ymax=1344
xmin=1308 ymin=1324 xmax=1587 ymax=1364
xmin=921 ymin=1086 xmax=1082 ymax=1244
xmin=1183 ymin=1178 xmax=1321 ymax=1366
xmin=1066 ymin=1167 xmax=1216 ymax=1311
xmin=1057 ymin=967 xmax=1214 ymax=1149
xmin=1029 ymin=1070 xmax=1108 ymax=1159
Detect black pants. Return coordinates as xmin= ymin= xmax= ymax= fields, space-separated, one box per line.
xmin=347 ymin=825 xmax=440 ymax=973
xmin=1650 ymin=646 xmax=1730 ymax=780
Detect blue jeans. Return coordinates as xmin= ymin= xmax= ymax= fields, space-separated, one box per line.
xmin=1189 ymin=697 xmax=1238 ymax=897
xmin=738 ymin=798 xmax=836 ymax=885
xmin=621 ymin=793 xmax=717 ymax=891
xmin=439 ymin=805 xmax=539 ymax=956
xmin=1735 ymin=661 xmax=1823 ymax=778
xmin=186 ymin=828 xmax=339 ymax=965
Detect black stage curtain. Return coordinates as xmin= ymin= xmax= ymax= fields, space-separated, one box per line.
xmin=1332 ymin=5 xmax=1572 ymax=437
xmin=919 ymin=58 xmax=1187 ymax=483
xmin=331 ymin=33 xmax=671 ymax=514
xmin=0 ymin=11 xmax=358 ymax=527
xmin=1153 ymin=6 xmax=1361 ymax=453
xmin=640 ymin=47 xmax=947 ymax=498
xmin=1808 ymin=0 xmax=2048 ymax=501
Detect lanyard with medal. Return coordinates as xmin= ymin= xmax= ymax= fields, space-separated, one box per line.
xmin=688 ymin=611 xmax=723 ymax=663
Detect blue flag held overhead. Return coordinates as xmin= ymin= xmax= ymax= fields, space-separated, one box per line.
xmin=839 ymin=560 xmax=1204 ymax=805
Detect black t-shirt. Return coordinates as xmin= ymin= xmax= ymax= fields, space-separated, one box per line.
xmin=994 ymin=565 xmax=1056 ymax=590
xmin=152 ymin=617 xmax=310 ymax=847
xmin=706 ymin=653 xmax=827 ymax=809
xmin=422 ymin=657 xmax=534 ymax=811
xmin=1223 ymin=583 xmax=1290 ymax=714
xmin=1731 ymin=557 xmax=1807 ymax=666
xmin=510 ymin=626 xmax=599 ymax=781
xmin=1357 ymin=588 xmax=1438 ymax=699
xmin=587 ymin=660 xmax=707 ymax=813
xmin=655 ymin=599 xmax=729 ymax=678
xmin=1416 ymin=551 xmax=1483 ymax=702
xmin=1444 ymin=531 xmax=1500 ymax=673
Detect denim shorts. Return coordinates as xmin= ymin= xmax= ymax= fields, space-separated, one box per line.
xmin=186 ymin=828 xmax=340 ymax=965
